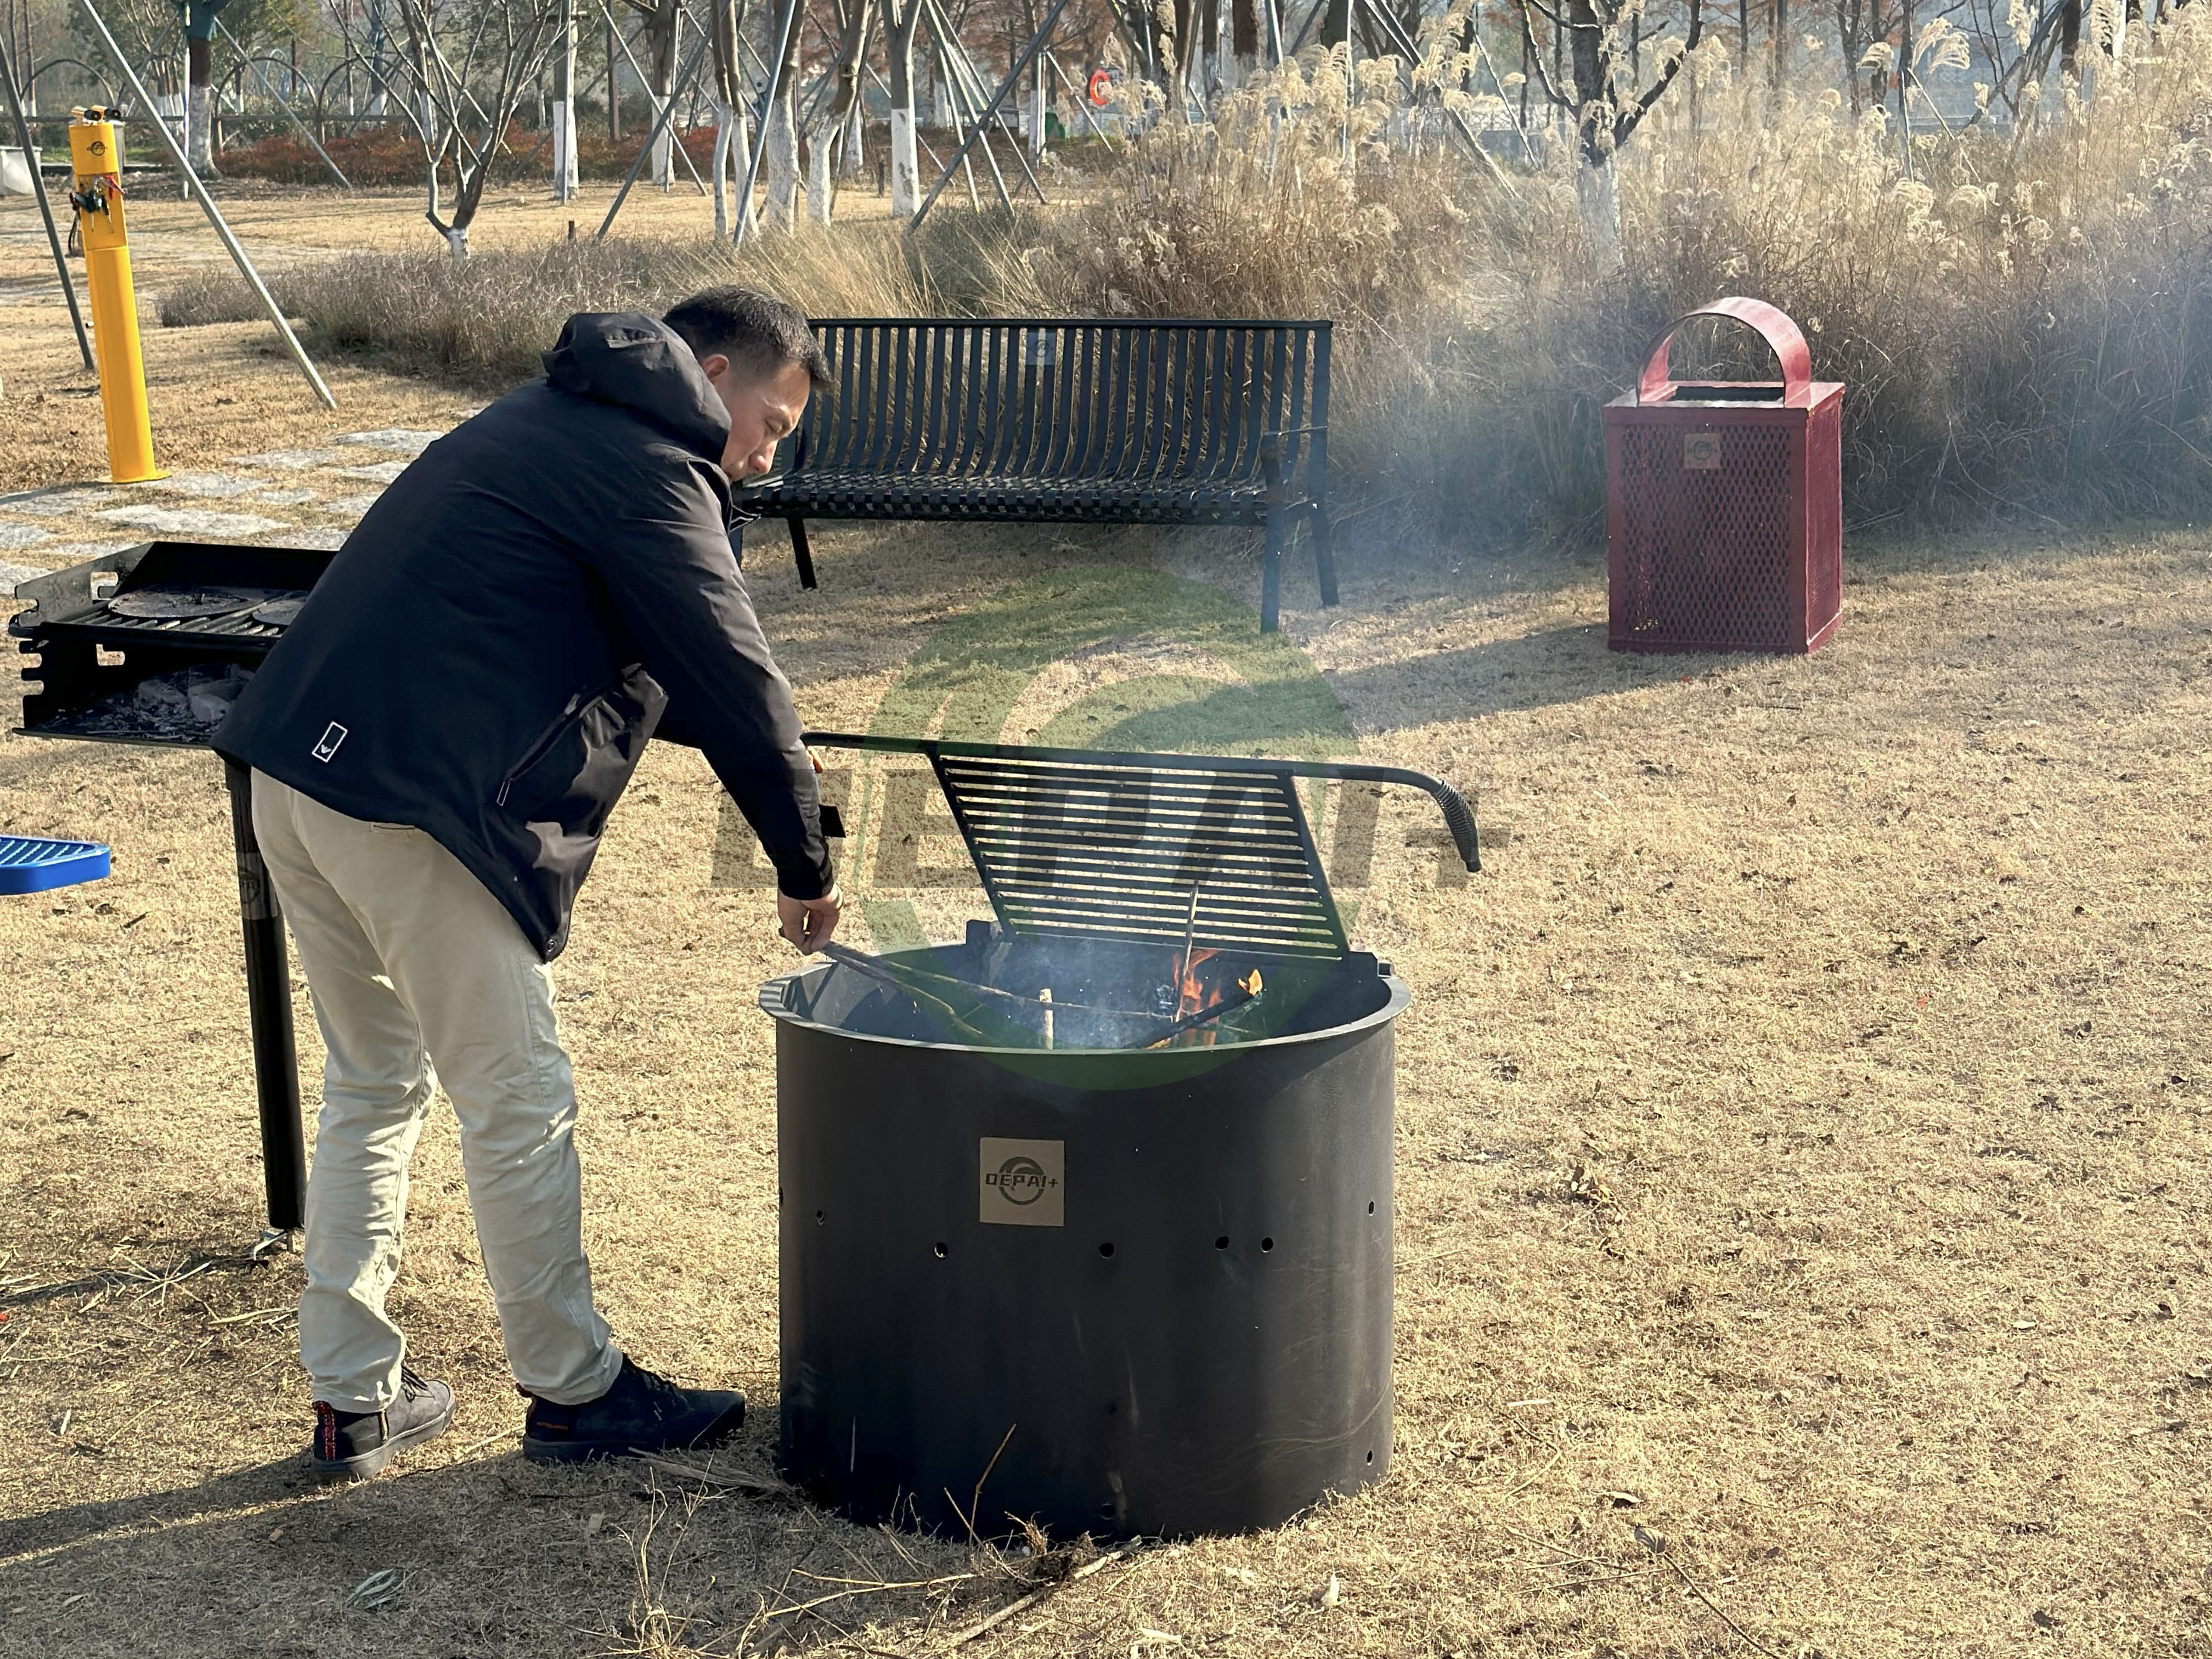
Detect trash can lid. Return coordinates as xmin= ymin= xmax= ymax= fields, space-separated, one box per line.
xmin=803 ymin=733 xmax=1479 ymax=960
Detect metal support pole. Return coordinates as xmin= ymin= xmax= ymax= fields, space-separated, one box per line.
xmin=909 ymin=0 xmax=1068 ymax=229
xmin=924 ymin=0 xmax=1045 ymax=204
xmin=596 ymin=27 xmax=712 ymax=236
xmin=222 ymin=758 xmax=306 ymax=1244
xmin=592 ymin=0 xmax=710 ymax=195
xmin=76 ymin=0 xmax=337 ymax=409
xmin=929 ymin=24 xmax=1017 ymax=212
xmin=215 ymin=16 xmax=352 ymax=188
xmin=731 ymin=0 xmax=802 ymax=244
xmin=0 ymin=30 xmax=93 ymax=371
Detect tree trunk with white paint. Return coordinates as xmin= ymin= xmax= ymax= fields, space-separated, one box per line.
xmin=645 ymin=0 xmax=680 ymax=188
xmin=713 ymin=102 xmax=735 ymax=237
xmin=551 ymin=0 xmax=578 ymax=200
xmin=760 ymin=0 xmax=803 ymax=232
xmin=885 ymin=0 xmax=923 ymax=216
xmin=185 ymin=36 xmax=217 ymax=177
xmin=806 ymin=0 xmax=874 ymax=224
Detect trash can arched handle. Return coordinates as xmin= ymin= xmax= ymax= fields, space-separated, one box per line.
xmin=1635 ymin=297 xmax=1813 ymax=407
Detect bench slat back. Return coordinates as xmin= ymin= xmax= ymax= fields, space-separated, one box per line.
xmin=795 ymin=319 xmax=1331 ymax=487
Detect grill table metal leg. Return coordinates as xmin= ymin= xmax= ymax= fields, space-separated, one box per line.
xmin=222 ymin=759 xmax=306 ymax=1243
xmin=787 ymin=516 xmax=817 ymax=589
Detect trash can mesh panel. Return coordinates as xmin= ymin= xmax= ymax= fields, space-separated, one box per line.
xmin=1613 ymin=421 xmax=1795 ymax=650
xmin=1805 ymin=402 xmax=1843 ymax=630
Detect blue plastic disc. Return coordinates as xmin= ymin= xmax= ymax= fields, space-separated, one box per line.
xmin=0 ymin=836 xmax=112 ymax=895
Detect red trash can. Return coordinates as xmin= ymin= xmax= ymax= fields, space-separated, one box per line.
xmin=1605 ymin=297 xmax=1843 ymax=654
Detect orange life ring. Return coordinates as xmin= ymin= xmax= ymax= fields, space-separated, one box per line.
xmin=1088 ymin=68 xmax=1113 ymax=107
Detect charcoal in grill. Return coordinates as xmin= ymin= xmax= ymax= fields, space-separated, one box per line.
xmin=251 ymin=597 xmax=306 ymax=628
xmin=12 ymin=539 xmax=346 ymax=1246
xmin=105 ymin=584 xmax=269 ymax=620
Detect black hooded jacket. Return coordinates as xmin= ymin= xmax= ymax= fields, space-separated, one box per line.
xmin=213 ymin=311 xmax=833 ymax=961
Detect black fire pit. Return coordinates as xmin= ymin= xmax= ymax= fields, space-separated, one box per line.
xmin=760 ymin=733 xmax=1478 ymax=1539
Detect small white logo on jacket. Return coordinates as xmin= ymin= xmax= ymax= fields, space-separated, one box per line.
xmin=312 ymin=723 xmax=348 ymax=762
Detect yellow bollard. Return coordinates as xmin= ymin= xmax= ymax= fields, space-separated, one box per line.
xmin=67 ymin=108 xmax=163 ymax=484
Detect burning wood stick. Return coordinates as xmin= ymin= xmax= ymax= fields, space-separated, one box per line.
xmin=1146 ymin=970 xmax=1263 ymax=1048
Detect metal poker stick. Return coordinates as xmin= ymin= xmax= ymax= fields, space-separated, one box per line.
xmin=908 ymin=0 xmax=1069 ymax=229
xmin=0 ymin=32 xmax=95 ymax=371
xmin=75 ymin=0 xmax=337 ymax=408
xmin=213 ymin=17 xmax=353 ymax=190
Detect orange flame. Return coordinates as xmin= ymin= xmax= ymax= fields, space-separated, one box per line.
xmin=1175 ymin=946 xmax=1219 ymax=1018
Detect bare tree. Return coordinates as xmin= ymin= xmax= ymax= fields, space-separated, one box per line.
xmin=1520 ymin=0 xmax=1705 ymax=264
xmin=805 ymin=0 xmax=873 ymax=222
xmin=392 ymin=0 xmax=561 ymax=259
xmin=884 ymin=0 xmax=923 ymax=212
xmin=706 ymin=0 xmax=758 ymax=236
xmin=758 ymin=0 xmax=802 ymax=226
xmin=626 ymin=0 xmax=680 ymax=183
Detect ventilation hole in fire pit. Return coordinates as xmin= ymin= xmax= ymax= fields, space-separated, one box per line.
xmin=1215 ymin=1235 xmax=1229 ymax=1250
xmin=815 ymin=1209 xmax=826 ymax=1226
xmin=933 ymin=1243 xmax=947 ymax=1259
xmin=1099 ymin=1501 xmax=1117 ymax=1519
xmin=1098 ymin=1242 xmax=1115 ymax=1259
xmin=1365 ymin=1449 xmax=1374 ymax=1464
xmin=1367 ymin=1201 xmax=1376 ymax=1215
xmin=1261 ymin=1237 xmax=1274 ymax=1252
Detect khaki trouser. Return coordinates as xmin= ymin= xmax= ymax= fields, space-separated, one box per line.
xmin=251 ymin=770 xmax=624 ymax=1412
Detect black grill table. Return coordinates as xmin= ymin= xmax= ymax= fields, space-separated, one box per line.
xmin=10 ymin=539 xmax=341 ymax=1248
xmin=761 ymin=734 xmax=1479 ymax=1539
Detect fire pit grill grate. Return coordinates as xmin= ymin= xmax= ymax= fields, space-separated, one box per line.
xmin=806 ymin=731 xmax=1477 ymax=962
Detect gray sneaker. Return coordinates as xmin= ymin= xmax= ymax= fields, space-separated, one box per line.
xmin=309 ymin=1367 xmax=455 ymax=1482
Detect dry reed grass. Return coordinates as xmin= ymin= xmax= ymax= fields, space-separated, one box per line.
xmin=162 ymin=12 xmax=2212 ymax=540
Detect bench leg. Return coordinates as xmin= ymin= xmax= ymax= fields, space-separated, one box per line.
xmin=788 ymin=517 xmax=817 ymax=590
xmin=1311 ymin=507 xmax=1340 ymax=608
xmin=1260 ymin=502 xmax=1286 ymax=634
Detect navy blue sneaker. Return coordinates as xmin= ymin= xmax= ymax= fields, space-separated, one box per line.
xmin=310 ymin=1368 xmax=455 ymax=1482
xmin=521 ymin=1357 xmax=745 ymax=1464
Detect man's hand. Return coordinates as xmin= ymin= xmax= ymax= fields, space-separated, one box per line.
xmin=778 ymin=886 xmax=841 ymax=953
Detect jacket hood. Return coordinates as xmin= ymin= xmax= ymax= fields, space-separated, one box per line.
xmin=542 ymin=312 xmax=730 ymax=461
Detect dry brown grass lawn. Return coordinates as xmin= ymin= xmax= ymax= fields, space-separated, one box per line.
xmin=4 ymin=185 xmax=2211 ymax=1659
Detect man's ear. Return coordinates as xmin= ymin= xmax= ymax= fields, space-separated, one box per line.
xmin=696 ymin=351 xmax=732 ymax=385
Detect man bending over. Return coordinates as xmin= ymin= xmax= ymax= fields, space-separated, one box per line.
xmin=216 ymin=288 xmax=842 ymax=1481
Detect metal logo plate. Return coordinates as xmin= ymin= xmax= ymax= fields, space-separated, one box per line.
xmin=980 ymin=1137 xmax=1064 ymax=1227
xmin=1684 ymin=431 xmax=1722 ymax=470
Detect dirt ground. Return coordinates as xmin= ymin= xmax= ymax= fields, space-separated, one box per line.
xmin=3 ymin=182 xmax=2211 ymax=1658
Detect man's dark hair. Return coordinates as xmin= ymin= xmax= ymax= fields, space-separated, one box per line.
xmin=663 ymin=287 xmax=832 ymax=392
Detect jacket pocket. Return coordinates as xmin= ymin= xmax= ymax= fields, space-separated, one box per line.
xmin=493 ymin=667 xmax=667 ymax=831
xmin=496 ymin=686 xmax=603 ymax=808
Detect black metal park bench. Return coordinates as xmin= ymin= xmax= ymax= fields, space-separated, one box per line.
xmin=740 ymin=318 xmax=1336 ymax=632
